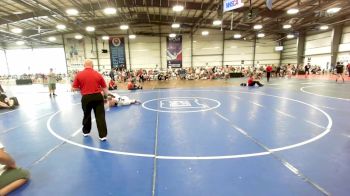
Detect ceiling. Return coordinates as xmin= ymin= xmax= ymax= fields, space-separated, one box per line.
xmin=0 ymin=0 xmax=349 ymax=47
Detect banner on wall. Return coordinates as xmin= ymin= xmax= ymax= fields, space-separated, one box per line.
xmin=223 ymin=0 xmax=244 ymax=12
xmin=109 ymin=37 xmax=126 ymax=69
xmin=166 ymin=35 xmax=182 ymax=68
xmin=66 ymin=38 xmax=85 ymax=62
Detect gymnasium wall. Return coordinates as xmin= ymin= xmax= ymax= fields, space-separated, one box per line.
xmin=337 ymin=25 xmax=350 ymax=62
xmin=1 ymin=25 xmax=350 ymax=75
xmin=0 ymin=50 xmax=7 ymax=75
xmin=281 ymin=39 xmax=297 ymax=65
xmin=255 ymin=39 xmax=281 ymax=66
xmin=304 ymin=31 xmax=332 ymax=68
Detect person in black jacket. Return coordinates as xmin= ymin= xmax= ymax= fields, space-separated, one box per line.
xmin=335 ymin=62 xmax=345 ymax=83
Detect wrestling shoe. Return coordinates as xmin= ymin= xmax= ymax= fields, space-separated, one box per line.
xmin=82 ymin=133 xmax=90 ymax=137
xmin=99 ymin=137 xmax=107 ymax=141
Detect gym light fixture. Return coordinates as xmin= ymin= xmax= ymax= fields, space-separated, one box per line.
xmin=75 ymin=35 xmax=83 ymax=39
xmin=287 ymin=34 xmax=294 ymax=39
xmin=86 ymin=26 xmax=95 ymax=32
xmin=66 ymin=8 xmax=79 ymax=16
xmin=253 ymin=24 xmax=263 ymax=30
xmin=320 ymin=25 xmax=329 ymax=30
xmin=103 ymin=7 xmax=117 ymax=15
xmin=11 ymin=28 xmax=22 ymax=34
xmin=169 ymin=33 xmax=176 ymax=38
xmin=56 ymin=24 xmax=66 ymax=30
xmin=102 ymin=36 xmax=109 ymax=40
xmin=287 ymin=8 xmax=299 ymax=15
xmin=257 ymin=33 xmax=265 ymax=38
xmin=120 ymin=25 xmax=129 ymax=30
xmin=173 ymin=5 xmax=184 ymax=12
xmin=283 ymin=24 xmax=292 ymax=29
xmin=327 ymin=7 xmax=341 ymax=14
xmin=172 ymin=23 xmax=180 ymax=28
xmin=202 ymin=31 xmax=209 ymax=36
xmin=129 ymin=35 xmax=136 ymax=39
xmin=233 ymin=34 xmax=242 ymax=39
xmin=48 ymin=37 xmax=56 ymax=41
xmin=213 ymin=20 xmax=222 ymax=26
xmin=16 ymin=41 xmax=25 ymax=45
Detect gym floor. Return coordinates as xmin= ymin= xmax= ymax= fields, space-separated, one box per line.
xmin=0 ymin=76 xmax=349 ymax=196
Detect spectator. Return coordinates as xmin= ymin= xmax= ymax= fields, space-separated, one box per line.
xmin=335 ymin=62 xmax=345 ymax=83
xmin=266 ymin=64 xmax=272 ymax=82
xmin=305 ymin=64 xmax=310 ymax=78
xmin=108 ymin=79 xmax=117 ymax=90
xmin=47 ymin=68 xmax=57 ymax=97
xmin=127 ymin=79 xmax=143 ymax=90
xmin=109 ymin=68 xmax=115 ymax=81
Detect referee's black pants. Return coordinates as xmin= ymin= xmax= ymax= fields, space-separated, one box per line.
xmin=81 ymin=93 xmax=107 ymax=138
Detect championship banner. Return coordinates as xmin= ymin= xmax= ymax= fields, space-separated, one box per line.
xmin=166 ymin=35 xmax=182 ymax=68
xmin=109 ymin=37 xmax=126 ymax=68
xmin=223 ymin=0 xmax=244 ymax=12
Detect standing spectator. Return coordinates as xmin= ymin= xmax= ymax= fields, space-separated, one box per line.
xmin=347 ymin=62 xmax=350 ymax=77
xmin=0 ymin=142 xmax=30 ymax=195
xmin=335 ymin=62 xmax=345 ymax=83
xmin=304 ymin=64 xmax=310 ymax=78
xmin=266 ymin=64 xmax=272 ymax=82
xmin=47 ymin=68 xmax=57 ymax=97
xmin=287 ymin=64 xmax=293 ymax=79
xmin=109 ymin=68 xmax=115 ymax=81
xmin=72 ymin=59 xmax=109 ymax=141
xmin=276 ymin=65 xmax=281 ymax=77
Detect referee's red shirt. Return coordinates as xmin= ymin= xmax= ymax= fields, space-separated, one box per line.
xmin=72 ymin=67 xmax=107 ymax=95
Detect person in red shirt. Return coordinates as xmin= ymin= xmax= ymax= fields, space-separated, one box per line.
xmin=266 ymin=65 xmax=273 ymax=82
xmin=108 ymin=79 xmax=117 ymax=90
xmin=247 ymin=74 xmax=263 ymax=87
xmin=72 ymin=59 xmax=110 ymax=141
xmin=347 ymin=62 xmax=350 ymax=77
xmin=127 ymin=79 xmax=143 ymax=90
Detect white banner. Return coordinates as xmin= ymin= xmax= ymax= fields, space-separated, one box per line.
xmin=223 ymin=0 xmax=244 ymax=12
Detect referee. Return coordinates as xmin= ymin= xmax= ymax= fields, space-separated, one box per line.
xmin=72 ymin=59 xmax=109 ymax=141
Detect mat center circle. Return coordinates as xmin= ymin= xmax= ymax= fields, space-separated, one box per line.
xmin=142 ymin=97 xmax=221 ymax=113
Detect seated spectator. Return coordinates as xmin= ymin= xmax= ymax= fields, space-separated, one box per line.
xmin=105 ymin=93 xmax=141 ymax=107
xmin=158 ymin=72 xmax=169 ymax=81
xmin=127 ymin=79 xmax=143 ymax=90
xmin=108 ymin=79 xmax=117 ymax=90
xmin=178 ymin=69 xmax=186 ymax=80
xmin=0 ymin=142 xmax=30 ymax=195
xmin=247 ymin=74 xmax=264 ymax=87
